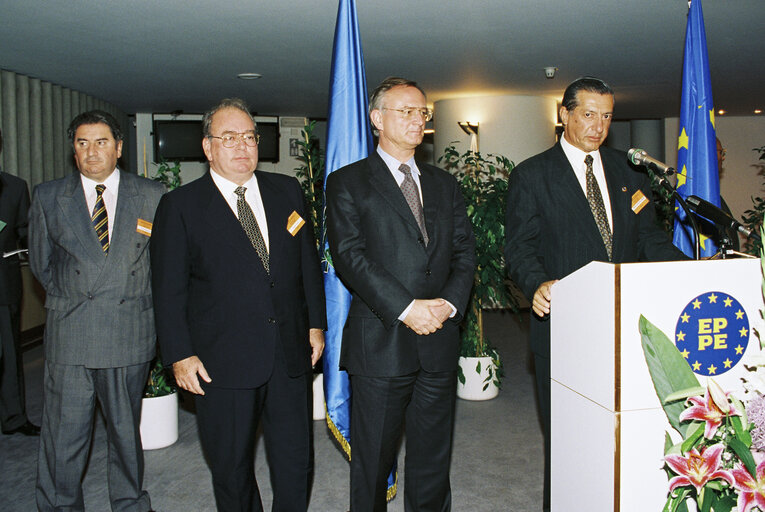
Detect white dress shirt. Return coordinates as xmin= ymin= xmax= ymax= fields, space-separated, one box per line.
xmin=81 ymin=169 xmax=120 ymax=240
xmin=560 ymin=135 xmax=614 ymax=230
xmin=210 ymin=170 xmax=270 ymax=250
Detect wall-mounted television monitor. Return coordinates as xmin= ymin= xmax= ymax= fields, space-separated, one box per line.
xmin=153 ymin=118 xmax=280 ymax=163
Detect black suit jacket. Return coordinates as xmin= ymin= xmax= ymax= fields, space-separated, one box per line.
xmin=0 ymin=172 xmax=30 ymax=306
xmin=326 ymin=152 xmax=475 ymax=377
xmin=504 ymin=143 xmax=686 ymax=357
xmin=151 ymin=171 xmax=326 ymax=389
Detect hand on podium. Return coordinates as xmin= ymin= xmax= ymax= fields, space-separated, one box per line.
xmin=532 ymin=280 xmax=558 ymax=317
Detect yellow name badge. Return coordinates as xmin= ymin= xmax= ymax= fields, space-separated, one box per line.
xmin=287 ymin=211 xmax=305 ymax=237
xmin=136 ymin=218 xmax=153 ymax=237
xmin=631 ymin=190 xmax=649 ymax=214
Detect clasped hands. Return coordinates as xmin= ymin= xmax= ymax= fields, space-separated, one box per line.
xmin=402 ymin=298 xmax=452 ymax=335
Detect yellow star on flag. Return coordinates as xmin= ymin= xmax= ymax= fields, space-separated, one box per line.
xmin=708 ymin=293 xmax=717 ymax=303
xmin=678 ymin=128 xmax=689 ymax=150
xmin=692 ymin=361 xmax=702 ymax=371
xmin=724 ymin=297 xmax=733 ymax=307
xmin=681 ymin=313 xmax=690 ymax=323
xmin=736 ymin=310 xmax=744 ymax=319
xmin=681 ymin=349 xmax=690 ymax=359
xmin=740 ymin=327 xmax=749 ymax=337
xmin=735 ymin=345 xmax=744 ymax=355
xmin=723 ymin=358 xmax=732 ymax=368
xmin=699 ymin=234 xmax=710 ymax=251
xmin=709 ymin=109 xmax=715 ymax=129
xmin=676 ymin=166 xmax=687 ymax=188
xmin=677 ymin=331 xmax=686 ymax=341
xmin=692 ymin=299 xmax=702 ymax=309
xmin=708 ymin=364 xmax=717 ymax=375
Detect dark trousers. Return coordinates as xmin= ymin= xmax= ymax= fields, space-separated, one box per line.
xmin=195 ymin=349 xmax=313 ymax=512
xmin=0 ymin=303 xmax=28 ymax=431
xmin=534 ymin=353 xmax=551 ymax=512
xmin=350 ymin=369 xmax=457 ymax=512
xmin=36 ymin=361 xmax=152 ymax=512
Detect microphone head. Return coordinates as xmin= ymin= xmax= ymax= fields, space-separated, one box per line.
xmin=628 ymin=148 xmax=647 ymax=166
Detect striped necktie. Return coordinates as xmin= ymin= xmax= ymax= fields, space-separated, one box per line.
xmin=91 ymin=184 xmax=109 ymax=252
xmin=584 ymin=154 xmax=612 ymax=260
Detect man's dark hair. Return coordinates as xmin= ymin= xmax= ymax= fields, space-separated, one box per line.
xmin=368 ymin=77 xmax=426 ymax=114
xmin=67 ymin=110 xmax=123 ymax=145
xmin=561 ymin=76 xmax=614 ymax=111
xmin=202 ymin=98 xmax=257 ymax=137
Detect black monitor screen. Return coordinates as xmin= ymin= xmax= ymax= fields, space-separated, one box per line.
xmin=154 ymin=120 xmax=205 ymax=162
xmin=256 ymin=121 xmax=280 ymax=163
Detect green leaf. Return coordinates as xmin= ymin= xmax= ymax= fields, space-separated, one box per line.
xmin=639 ymin=315 xmax=701 ymax=433
xmin=731 ymin=415 xmax=752 ymax=447
xmin=665 ymin=387 xmax=706 ymax=404
xmin=681 ymin=422 xmax=705 ymax=453
xmin=729 ymin=436 xmax=757 ymax=477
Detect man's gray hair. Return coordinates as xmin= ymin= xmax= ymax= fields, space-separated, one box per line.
xmin=202 ymin=98 xmax=257 ymax=137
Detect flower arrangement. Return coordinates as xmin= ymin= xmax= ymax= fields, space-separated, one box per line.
xmin=641 ymin=230 xmax=765 ymax=511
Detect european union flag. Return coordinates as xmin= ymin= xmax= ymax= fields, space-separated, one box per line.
xmin=673 ymin=0 xmax=720 ymax=258
xmin=322 ymin=0 xmax=397 ymax=499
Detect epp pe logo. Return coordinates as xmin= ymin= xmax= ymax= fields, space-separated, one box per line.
xmin=674 ymin=292 xmax=750 ymax=377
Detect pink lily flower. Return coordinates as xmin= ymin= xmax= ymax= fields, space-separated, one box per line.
xmin=732 ymin=460 xmax=765 ymax=512
xmin=679 ymin=382 xmax=741 ymax=439
xmin=665 ymin=444 xmax=733 ymax=494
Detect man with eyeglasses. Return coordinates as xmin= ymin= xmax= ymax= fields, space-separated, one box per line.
xmin=150 ymin=98 xmax=326 ymax=511
xmin=326 ymin=77 xmax=475 ymax=511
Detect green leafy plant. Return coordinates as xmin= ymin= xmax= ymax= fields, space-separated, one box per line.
xmin=143 ymin=160 xmax=182 ymax=398
xmin=741 ymin=145 xmax=765 ymax=256
xmin=439 ymin=145 xmax=519 ymax=389
xmin=293 ymin=121 xmax=324 ymax=251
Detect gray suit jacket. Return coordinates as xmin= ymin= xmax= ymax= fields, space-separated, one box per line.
xmin=29 ymin=170 xmax=165 ymax=368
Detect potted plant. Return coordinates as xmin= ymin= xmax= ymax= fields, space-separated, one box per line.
xmin=140 ymin=160 xmax=181 ymax=449
xmin=293 ymin=121 xmax=327 ymax=419
xmin=439 ymin=145 xmax=519 ymax=400
xmin=740 ymin=145 xmax=765 ymax=256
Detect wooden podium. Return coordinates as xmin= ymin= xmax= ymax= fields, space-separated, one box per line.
xmin=550 ymin=259 xmax=762 ymax=511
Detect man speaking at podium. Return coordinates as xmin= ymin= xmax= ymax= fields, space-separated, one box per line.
xmin=503 ymin=76 xmax=686 ymax=511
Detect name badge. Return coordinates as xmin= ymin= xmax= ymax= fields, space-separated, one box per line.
xmin=631 ymin=190 xmax=649 ymax=214
xmin=136 ymin=218 xmax=153 ymax=236
xmin=287 ymin=211 xmax=305 ymax=236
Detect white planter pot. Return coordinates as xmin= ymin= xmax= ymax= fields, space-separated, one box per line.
xmin=312 ymin=374 xmax=326 ymax=421
xmin=456 ymin=356 xmax=499 ymax=401
xmin=140 ymin=392 xmax=179 ymax=450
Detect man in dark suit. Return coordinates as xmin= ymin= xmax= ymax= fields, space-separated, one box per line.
xmin=504 ymin=76 xmax=686 ymax=511
xmin=29 ymin=110 xmax=164 ymax=511
xmin=0 ymin=128 xmax=38 ymax=436
xmin=326 ymin=77 xmax=475 ymax=511
xmin=151 ymin=98 xmax=326 ymax=512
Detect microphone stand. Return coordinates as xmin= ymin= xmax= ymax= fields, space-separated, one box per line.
xmin=651 ymin=168 xmax=701 ymax=260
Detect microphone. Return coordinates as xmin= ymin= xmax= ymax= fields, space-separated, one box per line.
xmin=686 ymin=195 xmax=754 ymax=239
xmin=627 ymin=148 xmax=676 ymax=176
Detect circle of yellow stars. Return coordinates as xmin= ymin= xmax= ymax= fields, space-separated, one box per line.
xmin=674 ymin=291 xmax=749 ymax=377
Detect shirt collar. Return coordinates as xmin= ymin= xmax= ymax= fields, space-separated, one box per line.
xmin=80 ymin=168 xmax=120 ymax=192
xmin=209 ymin=169 xmax=258 ymax=197
xmin=377 ymin=146 xmax=419 ymax=176
xmin=560 ymin=134 xmax=601 ymax=171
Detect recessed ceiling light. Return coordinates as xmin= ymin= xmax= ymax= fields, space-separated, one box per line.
xmin=237 ymin=73 xmax=262 ymax=80
xmin=717 ymin=109 xmax=726 ymax=115
xmin=755 ymin=109 xmax=763 ymax=115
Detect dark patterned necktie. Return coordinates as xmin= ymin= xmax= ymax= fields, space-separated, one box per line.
xmin=234 ymin=186 xmax=270 ymax=274
xmin=399 ymin=164 xmax=429 ymax=245
xmin=91 ymin=184 xmax=109 ymax=253
xmin=585 ymin=154 xmax=612 ymax=260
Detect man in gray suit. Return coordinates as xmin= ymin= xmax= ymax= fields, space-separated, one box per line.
xmin=29 ymin=110 xmax=164 ymax=512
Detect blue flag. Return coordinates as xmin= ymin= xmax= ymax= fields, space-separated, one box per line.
xmin=673 ymin=0 xmax=719 ymax=257
xmin=321 ymin=0 xmax=397 ymax=499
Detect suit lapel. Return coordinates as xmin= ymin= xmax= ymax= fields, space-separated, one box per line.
xmin=200 ymin=173 xmax=265 ymax=272
xmin=57 ymin=174 xmax=108 ymax=266
xmin=368 ymin=153 xmax=426 ymax=241
xmin=257 ymin=172 xmax=283 ymax=275
xmin=602 ymin=150 xmax=630 ymax=258
xmin=418 ymin=162 xmax=438 ymax=251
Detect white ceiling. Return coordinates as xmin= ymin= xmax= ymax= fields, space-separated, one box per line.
xmin=1 ymin=0 xmax=763 ymax=120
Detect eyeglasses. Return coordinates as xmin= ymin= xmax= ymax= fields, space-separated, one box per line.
xmin=208 ymin=131 xmax=260 ymax=148
xmin=382 ymin=107 xmax=433 ymax=122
